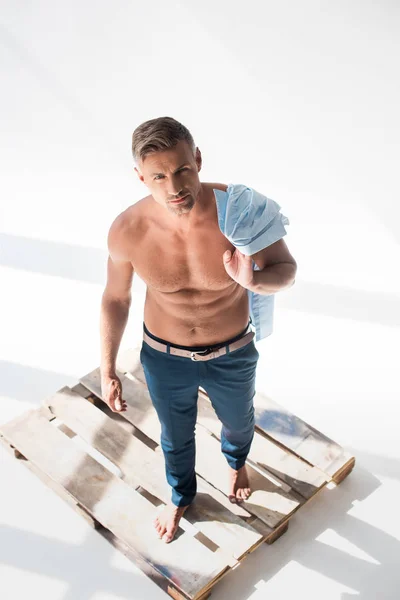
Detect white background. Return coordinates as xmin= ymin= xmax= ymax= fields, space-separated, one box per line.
xmin=1 ymin=1 xmax=399 ymax=598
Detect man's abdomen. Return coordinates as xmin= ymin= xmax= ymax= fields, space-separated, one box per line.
xmin=143 ymin=284 xmax=250 ymax=346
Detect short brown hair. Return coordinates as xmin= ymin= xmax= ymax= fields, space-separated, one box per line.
xmin=131 ymin=116 xmax=196 ymax=166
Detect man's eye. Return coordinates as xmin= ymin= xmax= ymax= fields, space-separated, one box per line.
xmin=154 ymin=168 xmax=187 ymax=181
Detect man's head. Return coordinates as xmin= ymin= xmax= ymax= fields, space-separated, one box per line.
xmin=132 ymin=116 xmax=202 ymax=216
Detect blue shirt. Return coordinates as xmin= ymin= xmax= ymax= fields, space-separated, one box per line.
xmin=213 ymin=183 xmax=290 ymax=342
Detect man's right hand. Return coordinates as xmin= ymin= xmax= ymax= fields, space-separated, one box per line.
xmin=101 ymin=373 xmax=127 ymax=413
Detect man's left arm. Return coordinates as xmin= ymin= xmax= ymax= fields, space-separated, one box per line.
xmin=247 ymin=238 xmax=297 ymax=295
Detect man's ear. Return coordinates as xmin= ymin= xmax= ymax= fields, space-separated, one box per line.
xmin=134 ymin=166 xmax=144 ymax=183
xmin=195 ymin=147 xmax=202 ymax=172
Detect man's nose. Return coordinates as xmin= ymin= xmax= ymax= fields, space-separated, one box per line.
xmin=168 ymin=178 xmax=184 ymax=197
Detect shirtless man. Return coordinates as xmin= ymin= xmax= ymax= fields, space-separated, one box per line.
xmin=100 ymin=117 xmax=297 ymax=544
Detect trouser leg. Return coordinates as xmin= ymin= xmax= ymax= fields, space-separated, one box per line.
xmin=200 ymin=341 xmax=259 ymax=469
xmin=140 ymin=341 xmax=199 ymax=506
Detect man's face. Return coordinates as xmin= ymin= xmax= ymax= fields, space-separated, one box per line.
xmin=134 ymin=140 xmax=202 ymax=216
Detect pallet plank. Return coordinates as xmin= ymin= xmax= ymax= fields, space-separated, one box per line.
xmin=0 ymin=427 xmax=98 ymax=529
xmin=0 ymin=409 xmax=230 ymax=600
xmin=252 ymin=392 xmax=353 ymax=476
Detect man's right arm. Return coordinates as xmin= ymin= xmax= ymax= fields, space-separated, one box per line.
xmin=100 ymin=220 xmax=134 ymax=377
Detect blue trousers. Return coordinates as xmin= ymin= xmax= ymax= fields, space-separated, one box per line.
xmin=140 ymin=321 xmax=259 ymax=507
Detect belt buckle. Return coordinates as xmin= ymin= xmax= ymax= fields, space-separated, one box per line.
xmin=190 ymin=347 xmax=213 ymax=361
xmin=190 ymin=348 xmax=210 ymax=360
xmin=190 ymin=345 xmax=224 ymax=361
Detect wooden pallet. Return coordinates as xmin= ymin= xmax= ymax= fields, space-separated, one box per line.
xmin=0 ymin=346 xmax=355 ymax=600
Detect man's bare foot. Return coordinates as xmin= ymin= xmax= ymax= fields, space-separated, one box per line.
xmin=228 ymin=464 xmax=252 ymax=503
xmin=153 ymin=503 xmax=189 ymax=543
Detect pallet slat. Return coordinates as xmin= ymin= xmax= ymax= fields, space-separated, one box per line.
xmin=252 ymin=392 xmax=353 ymax=476
xmin=0 ymin=409 xmax=230 ymax=600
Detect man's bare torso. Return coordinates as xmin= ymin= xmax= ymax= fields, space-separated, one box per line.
xmin=119 ymin=182 xmax=250 ymax=346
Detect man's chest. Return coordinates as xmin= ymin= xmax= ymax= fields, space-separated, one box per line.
xmin=131 ymin=223 xmax=235 ymax=293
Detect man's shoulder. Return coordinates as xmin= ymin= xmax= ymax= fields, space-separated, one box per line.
xmin=109 ymin=195 xmax=150 ymax=231
xmin=107 ymin=196 xmax=150 ymax=259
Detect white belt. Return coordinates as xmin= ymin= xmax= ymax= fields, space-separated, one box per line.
xmin=143 ymin=325 xmax=254 ymax=361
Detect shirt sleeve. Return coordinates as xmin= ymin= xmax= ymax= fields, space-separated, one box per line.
xmin=213 ymin=183 xmax=290 ymax=256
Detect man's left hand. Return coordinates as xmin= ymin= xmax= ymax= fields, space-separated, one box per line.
xmin=223 ymin=249 xmax=254 ymax=289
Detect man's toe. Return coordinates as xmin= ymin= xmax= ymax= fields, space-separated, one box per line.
xmin=240 ymin=489 xmax=246 ymax=499
xmin=163 ymin=530 xmax=175 ymax=543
